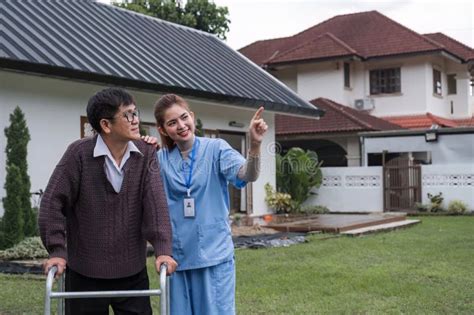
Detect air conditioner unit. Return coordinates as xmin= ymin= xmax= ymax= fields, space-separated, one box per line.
xmin=354 ymin=98 xmax=374 ymax=111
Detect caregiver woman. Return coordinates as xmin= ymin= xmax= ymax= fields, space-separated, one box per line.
xmin=153 ymin=94 xmax=267 ymax=315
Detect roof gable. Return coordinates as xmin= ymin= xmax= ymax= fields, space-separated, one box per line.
xmin=0 ymin=0 xmax=322 ymax=117
xmin=269 ymin=32 xmax=357 ymax=65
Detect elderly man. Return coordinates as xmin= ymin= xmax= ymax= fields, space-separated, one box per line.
xmin=39 ymin=88 xmax=177 ymax=315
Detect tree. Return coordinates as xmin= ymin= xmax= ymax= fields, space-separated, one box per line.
xmin=115 ymin=0 xmax=230 ymax=40
xmin=2 ymin=107 xmax=36 ymax=239
xmin=0 ymin=165 xmax=24 ymax=249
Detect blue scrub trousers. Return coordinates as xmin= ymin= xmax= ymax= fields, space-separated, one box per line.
xmin=170 ymin=258 xmax=235 ymax=315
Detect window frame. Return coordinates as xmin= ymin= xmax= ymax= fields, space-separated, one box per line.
xmin=433 ymin=68 xmax=442 ymax=96
xmin=344 ymin=62 xmax=351 ymax=88
xmin=447 ymin=74 xmax=457 ymax=95
xmin=369 ymin=67 xmax=401 ymax=95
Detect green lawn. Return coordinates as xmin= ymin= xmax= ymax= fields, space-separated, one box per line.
xmin=1 ymin=217 xmax=473 ymax=314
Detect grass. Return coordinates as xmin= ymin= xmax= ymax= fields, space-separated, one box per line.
xmin=1 ymin=217 xmax=473 ymax=314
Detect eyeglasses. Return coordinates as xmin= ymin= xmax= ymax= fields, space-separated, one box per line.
xmin=121 ymin=109 xmax=140 ymax=123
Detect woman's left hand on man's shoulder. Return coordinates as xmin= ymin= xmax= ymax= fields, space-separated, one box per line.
xmin=141 ymin=135 xmax=160 ymax=150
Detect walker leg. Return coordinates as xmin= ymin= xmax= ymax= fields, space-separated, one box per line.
xmin=58 ymin=272 xmax=65 ymax=315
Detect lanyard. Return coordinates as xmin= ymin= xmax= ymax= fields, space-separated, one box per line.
xmin=183 ymin=138 xmax=198 ymax=197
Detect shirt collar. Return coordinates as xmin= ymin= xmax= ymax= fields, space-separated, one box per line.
xmin=93 ymin=134 xmax=143 ymax=159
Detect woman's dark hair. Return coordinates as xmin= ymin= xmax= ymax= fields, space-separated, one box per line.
xmin=154 ymin=94 xmax=191 ymax=149
xmin=87 ymin=88 xmax=135 ymax=133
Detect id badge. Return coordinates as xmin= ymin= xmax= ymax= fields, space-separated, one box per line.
xmin=183 ymin=198 xmax=195 ymax=217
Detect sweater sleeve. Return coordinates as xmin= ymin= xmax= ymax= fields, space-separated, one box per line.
xmin=141 ymin=147 xmax=172 ymax=257
xmin=38 ymin=142 xmax=81 ymax=260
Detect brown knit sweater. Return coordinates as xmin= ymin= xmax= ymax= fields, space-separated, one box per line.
xmin=39 ymin=135 xmax=172 ymax=279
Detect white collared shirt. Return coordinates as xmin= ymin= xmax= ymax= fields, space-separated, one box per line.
xmin=93 ymin=134 xmax=142 ymax=193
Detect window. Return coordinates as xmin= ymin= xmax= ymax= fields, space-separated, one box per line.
xmin=370 ymin=68 xmax=401 ymax=94
xmin=344 ymin=62 xmax=350 ymax=88
xmin=433 ymin=69 xmax=442 ymax=95
xmin=447 ymin=74 xmax=457 ymax=95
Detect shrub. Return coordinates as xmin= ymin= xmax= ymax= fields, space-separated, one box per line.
xmin=427 ymin=192 xmax=444 ymax=212
xmin=0 ymin=237 xmax=48 ymax=260
xmin=264 ymin=183 xmax=295 ymax=214
xmin=447 ymin=200 xmax=468 ymax=215
xmin=232 ymin=213 xmax=243 ymax=226
xmin=299 ymin=205 xmax=330 ymax=215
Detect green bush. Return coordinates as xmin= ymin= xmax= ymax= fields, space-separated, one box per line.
xmin=264 ymin=183 xmax=295 ymax=213
xmin=299 ymin=205 xmax=330 ymax=215
xmin=0 ymin=237 xmax=48 ymax=260
xmin=447 ymin=200 xmax=468 ymax=215
xmin=427 ymin=192 xmax=445 ymax=212
xmin=276 ymin=147 xmax=323 ymax=209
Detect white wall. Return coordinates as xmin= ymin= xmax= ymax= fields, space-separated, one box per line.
xmin=422 ymin=164 xmax=474 ymax=211
xmin=305 ymin=167 xmax=384 ymax=213
xmin=297 ymin=62 xmax=344 ymax=103
xmin=427 ymin=56 xmax=472 ymax=119
xmin=363 ymin=133 xmax=474 ymax=165
xmin=365 ymin=57 xmax=428 ymax=117
xmin=0 ymin=70 xmax=275 ymax=216
xmin=279 ymin=55 xmax=472 ymax=120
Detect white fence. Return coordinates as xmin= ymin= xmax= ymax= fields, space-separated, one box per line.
xmin=421 ymin=165 xmax=474 ymax=210
xmin=306 ymin=165 xmax=474 ymax=212
xmin=305 ymin=167 xmax=384 ymax=213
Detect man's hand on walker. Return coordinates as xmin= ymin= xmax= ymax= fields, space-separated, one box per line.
xmin=155 ymin=255 xmax=178 ymax=275
xmin=43 ymin=257 xmax=67 ymax=278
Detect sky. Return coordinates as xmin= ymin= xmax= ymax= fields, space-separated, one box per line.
xmin=99 ymin=1 xmax=473 ymax=49
xmin=214 ymin=0 xmax=473 ymax=49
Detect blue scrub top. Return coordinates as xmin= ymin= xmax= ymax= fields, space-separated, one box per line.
xmin=158 ymin=137 xmax=246 ymax=271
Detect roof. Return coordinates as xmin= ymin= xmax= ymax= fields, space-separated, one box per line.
xmin=276 ymin=98 xmax=403 ymax=135
xmin=0 ymin=0 xmax=323 ymax=118
xmin=240 ymin=11 xmax=473 ymax=66
xmin=383 ymin=113 xmax=474 ymax=129
xmin=423 ymin=33 xmax=474 ymax=62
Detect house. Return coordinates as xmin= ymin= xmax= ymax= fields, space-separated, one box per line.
xmin=276 ymin=98 xmax=403 ymax=167
xmin=0 ymin=0 xmax=323 ymax=217
xmin=240 ymin=10 xmax=474 ymax=212
xmin=240 ymin=11 xmax=473 ymax=125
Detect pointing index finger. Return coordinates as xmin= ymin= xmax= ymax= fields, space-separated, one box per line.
xmin=252 ymin=106 xmax=264 ymax=121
